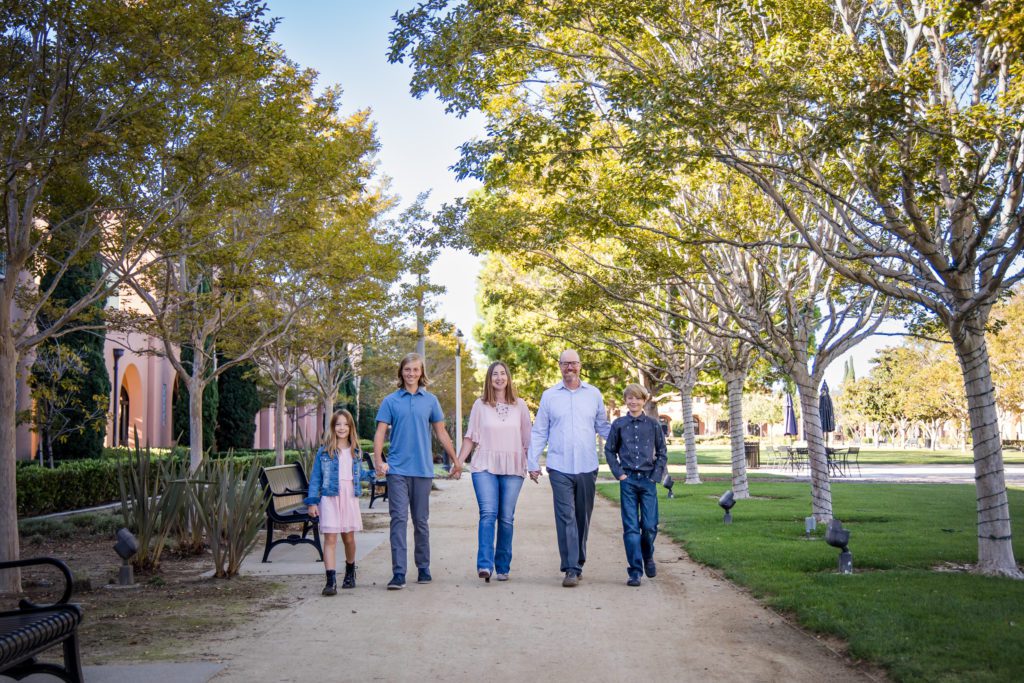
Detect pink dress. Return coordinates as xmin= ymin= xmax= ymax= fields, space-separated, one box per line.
xmin=318 ymin=448 xmax=363 ymax=534
xmin=465 ymin=398 xmax=531 ymax=477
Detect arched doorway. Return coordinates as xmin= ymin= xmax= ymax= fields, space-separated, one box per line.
xmin=119 ymin=363 xmax=144 ymax=447
xmin=119 ymin=386 xmax=130 ymax=445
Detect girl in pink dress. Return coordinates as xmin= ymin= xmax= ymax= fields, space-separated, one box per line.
xmin=305 ymin=409 xmax=364 ymax=595
xmin=451 ymin=361 xmax=532 ymax=582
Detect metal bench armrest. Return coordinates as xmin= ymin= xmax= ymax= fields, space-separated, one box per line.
xmin=0 ymin=557 xmax=73 ymax=609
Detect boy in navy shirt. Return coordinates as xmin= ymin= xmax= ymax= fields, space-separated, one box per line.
xmin=605 ymin=383 xmax=668 ymax=586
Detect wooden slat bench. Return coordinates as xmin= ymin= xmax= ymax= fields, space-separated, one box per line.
xmin=0 ymin=557 xmax=83 ymax=683
xmin=259 ymin=463 xmax=323 ymax=563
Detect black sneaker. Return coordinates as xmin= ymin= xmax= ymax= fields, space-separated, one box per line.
xmin=627 ymin=576 xmax=641 ymax=587
xmin=417 ymin=568 xmax=432 ymax=584
xmin=644 ymin=559 xmax=657 ymax=578
xmin=387 ymin=574 xmax=405 ymax=590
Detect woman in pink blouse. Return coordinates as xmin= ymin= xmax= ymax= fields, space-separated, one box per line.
xmin=451 ymin=361 xmax=532 ymax=582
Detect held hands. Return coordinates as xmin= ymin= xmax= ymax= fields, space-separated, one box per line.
xmin=375 ymin=461 xmax=389 ymax=478
xmin=449 ymin=460 xmax=462 ymax=480
xmin=308 ymin=504 xmax=319 ymax=518
xmin=529 ymin=470 xmax=542 ymax=483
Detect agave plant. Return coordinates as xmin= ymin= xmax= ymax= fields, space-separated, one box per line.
xmin=189 ymin=457 xmax=266 ymax=578
xmin=117 ymin=433 xmax=189 ymax=573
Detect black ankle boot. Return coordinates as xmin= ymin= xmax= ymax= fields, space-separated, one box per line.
xmin=342 ymin=562 xmax=356 ymax=589
xmin=322 ymin=569 xmax=337 ymax=596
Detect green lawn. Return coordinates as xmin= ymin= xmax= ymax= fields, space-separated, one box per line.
xmin=669 ymin=444 xmax=1024 ymax=467
xmin=599 ymin=480 xmax=1024 ymax=682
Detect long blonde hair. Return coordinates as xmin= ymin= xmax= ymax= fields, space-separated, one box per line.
xmin=482 ymin=361 xmax=519 ymax=407
xmin=323 ymin=409 xmax=360 ymax=458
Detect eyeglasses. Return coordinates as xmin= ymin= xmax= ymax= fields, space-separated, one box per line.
xmin=559 ymin=361 xmax=581 ymax=367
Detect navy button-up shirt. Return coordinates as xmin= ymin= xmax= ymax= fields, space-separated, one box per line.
xmin=604 ymin=413 xmax=668 ymax=482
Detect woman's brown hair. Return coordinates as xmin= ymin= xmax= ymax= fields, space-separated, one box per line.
xmin=482 ymin=361 xmax=519 ymax=406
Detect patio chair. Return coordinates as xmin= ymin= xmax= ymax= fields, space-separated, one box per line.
xmin=846 ymin=446 xmax=861 ymax=476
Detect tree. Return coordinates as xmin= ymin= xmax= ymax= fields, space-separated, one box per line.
xmin=216 ymin=360 xmax=260 ymax=451
xmin=26 ymin=342 xmax=108 ymax=465
xmin=172 ymin=345 xmax=219 ymax=452
xmin=391 ymin=0 xmax=1024 ymax=576
xmin=1 ymin=0 xmax=276 ymax=592
xmin=31 ymin=257 xmax=109 ymax=460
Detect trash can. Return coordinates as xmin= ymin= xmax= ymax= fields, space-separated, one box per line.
xmin=744 ymin=441 xmax=760 ymax=469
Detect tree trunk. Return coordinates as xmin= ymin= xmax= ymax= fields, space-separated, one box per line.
xmin=275 ymin=383 xmax=287 ymax=466
xmin=725 ymin=373 xmax=749 ymax=499
xmin=795 ymin=379 xmax=832 ymax=522
xmin=951 ymin=326 xmax=1021 ymax=577
xmin=680 ymin=387 xmax=700 ymax=484
xmin=0 ymin=334 xmax=22 ymax=593
xmin=188 ymin=377 xmax=204 ymax=473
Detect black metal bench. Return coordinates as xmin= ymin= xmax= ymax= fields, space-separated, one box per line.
xmin=362 ymin=453 xmax=388 ymax=509
xmin=0 ymin=557 xmax=83 ymax=683
xmin=259 ymin=463 xmax=323 ymax=563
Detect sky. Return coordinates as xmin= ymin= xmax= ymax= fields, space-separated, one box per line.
xmin=263 ymin=1 xmax=898 ymax=391
xmin=264 ymin=0 xmax=485 ymax=343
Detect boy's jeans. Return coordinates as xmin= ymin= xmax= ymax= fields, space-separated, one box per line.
xmin=471 ymin=471 xmax=525 ymax=574
xmin=619 ymin=473 xmax=659 ymax=578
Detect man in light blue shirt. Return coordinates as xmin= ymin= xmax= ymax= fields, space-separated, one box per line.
xmin=528 ymin=349 xmax=611 ymax=587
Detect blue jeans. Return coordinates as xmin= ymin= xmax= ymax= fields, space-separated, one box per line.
xmin=619 ymin=473 xmax=658 ymax=578
xmin=472 ymin=471 xmax=524 ymax=574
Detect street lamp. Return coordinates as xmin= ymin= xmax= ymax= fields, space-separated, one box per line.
xmin=453 ymin=329 xmax=464 ymax=472
xmin=112 ymin=348 xmax=125 ymax=447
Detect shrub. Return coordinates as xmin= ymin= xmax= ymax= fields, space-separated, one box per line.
xmin=117 ymin=444 xmax=190 ymax=573
xmin=671 ymin=420 xmax=686 ymax=438
xmin=189 ymin=457 xmax=267 ymax=578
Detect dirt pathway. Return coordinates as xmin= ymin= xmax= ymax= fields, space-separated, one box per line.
xmin=207 ymin=477 xmax=873 ymax=682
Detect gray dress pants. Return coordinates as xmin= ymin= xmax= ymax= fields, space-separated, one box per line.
xmin=387 ymin=474 xmax=433 ymax=576
xmin=548 ymin=468 xmax=598 ymax=575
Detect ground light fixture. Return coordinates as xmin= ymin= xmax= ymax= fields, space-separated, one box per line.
xmin=805 ymin=516 xmax=816 ymax=538
xmin=718 ymin=490 xmax=735 ymax=524
xmin=825 ymin=519 xmax=853 ymax=574
xmin=113 ymin=528 xmax=139 ymax=585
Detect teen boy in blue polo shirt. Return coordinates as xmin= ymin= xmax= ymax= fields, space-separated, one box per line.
xmin=604 ymin=383 xmax=668 ymax=586
xmin=373 ymin=353 xmax=458 ymax=590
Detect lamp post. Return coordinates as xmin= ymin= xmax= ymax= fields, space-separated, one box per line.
xmin=112 ymin=348 xmax=124 ymax=447
xmin=454 ymin=329 xmax=464 ymax=470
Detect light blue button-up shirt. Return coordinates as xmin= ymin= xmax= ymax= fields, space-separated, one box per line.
xmin=528 ymin=381 xmax=611 ymax=474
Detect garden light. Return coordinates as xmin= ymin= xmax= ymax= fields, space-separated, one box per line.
xmin=718 ymin=490 xmax=735 ymax=524
xmin=824 ymin=519 xmax=853 ymax=574
xmin=805 ymin=516 xmax=816 ymax=538
xmin=113 ymin=527 xmax=138 ymax=586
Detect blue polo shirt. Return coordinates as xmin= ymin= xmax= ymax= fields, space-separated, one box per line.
xmin=375 ymin=387 xmax=444 ymax=477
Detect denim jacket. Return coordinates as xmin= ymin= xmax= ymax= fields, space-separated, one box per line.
xmin=304 ymin=446 xmax=367 ymax=504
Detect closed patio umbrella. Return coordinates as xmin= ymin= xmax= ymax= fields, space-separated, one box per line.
xmin=783 ymin=392 xmax=798 ymax=437
xmin=819 ymin=381 xmax=835 ymax=446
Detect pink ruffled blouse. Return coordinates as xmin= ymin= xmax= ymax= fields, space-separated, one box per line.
xmin=465 ymin=398 xmax=532 ymax=477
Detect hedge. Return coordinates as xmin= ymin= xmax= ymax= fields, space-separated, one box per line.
xmin=17 ymin=443 xmax=386 ymax=518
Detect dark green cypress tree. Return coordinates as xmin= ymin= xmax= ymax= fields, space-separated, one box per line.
xmin=32 ymin=263 xmax=110 ymax=460
xmin=216 ymin=359 xmax=260 ymax=450
xmin=172 ymin=345 xmax=219 ymax=451
xmin=30 ymin=169 xmax=111 ymax=460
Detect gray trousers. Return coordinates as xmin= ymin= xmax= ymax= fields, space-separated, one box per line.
xmin=548 ymin=468 xmax=598 ymax=574
xmin=387 ymin=474 xmax=432 ymax=576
